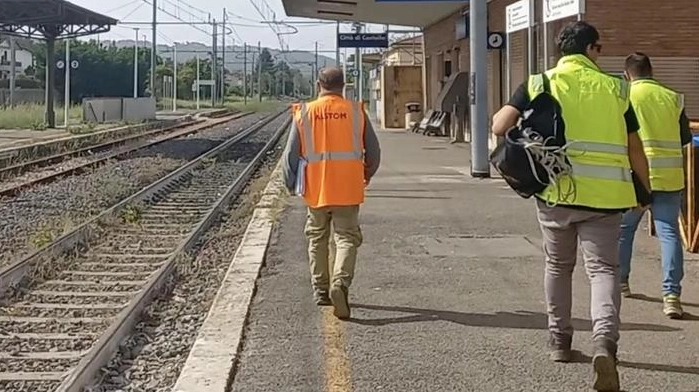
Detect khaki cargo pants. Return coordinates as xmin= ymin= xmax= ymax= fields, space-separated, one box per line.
xmin=305 ymin=205 xmax=363 ymax=290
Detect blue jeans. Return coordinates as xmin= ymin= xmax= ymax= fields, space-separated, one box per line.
xmin=618 ymin=191 xmax=684 ymax=296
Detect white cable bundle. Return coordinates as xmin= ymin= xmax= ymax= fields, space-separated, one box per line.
xmin=514 ymin=117 xmax=577 ymax=206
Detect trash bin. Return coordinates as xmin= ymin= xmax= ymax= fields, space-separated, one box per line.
xmin=405 ymin=102 xmax=422 ymax=130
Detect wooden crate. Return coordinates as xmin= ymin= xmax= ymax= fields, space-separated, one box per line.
xmin=648 ymin=141 xmax=699 ymax=252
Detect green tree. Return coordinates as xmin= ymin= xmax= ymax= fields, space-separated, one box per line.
xmin=173 ymin=58 xmax=213 ymax=100
xmin=33 ymin=39 xmax=159 ymax=102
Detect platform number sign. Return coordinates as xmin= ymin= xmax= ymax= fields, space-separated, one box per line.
xmin=56 ymin=60 xmax=65 ymax=69
xmin=487 ymin=32 xmax=506 ymax=50
xmin=71 ymin=60 xmax=79 ymax=69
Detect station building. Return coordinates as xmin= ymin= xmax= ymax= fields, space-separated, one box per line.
xmin=283 ymin=0 xmax=699 ymax=138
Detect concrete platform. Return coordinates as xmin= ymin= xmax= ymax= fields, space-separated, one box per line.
xmin=230 ymin=130 xmax=699 ymax=392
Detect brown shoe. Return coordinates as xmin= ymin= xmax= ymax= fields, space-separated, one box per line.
xmin=548 ymin=333 xmax=573 ymax=363
xmin=330 ymin=284 xmax=350 ymax=319
xmin=592 ymin=338 xmax=620 ymax=392
xmin=313 ymin=289 xmax=331 ymax=306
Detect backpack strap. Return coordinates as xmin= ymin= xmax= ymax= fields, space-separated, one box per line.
xmin=529 ymin=73 xmax=552 ymax=96
xmin=541 ymin=73 xmax=551 ymax=94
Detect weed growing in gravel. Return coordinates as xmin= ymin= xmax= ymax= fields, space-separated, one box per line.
xmin=27 ymin=216 xmax=74 ymax=250
xmin=121 ymin=204 xmax=143 ymax=224
xmin=28 ymin=224 xmax=57 ymax=249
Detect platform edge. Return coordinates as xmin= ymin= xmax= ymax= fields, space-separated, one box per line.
xmin=170 ymin=158 xmax=288 ymax=392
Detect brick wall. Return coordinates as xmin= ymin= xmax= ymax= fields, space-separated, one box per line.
xmin=423 ymin=0 xmax=699 ymax=114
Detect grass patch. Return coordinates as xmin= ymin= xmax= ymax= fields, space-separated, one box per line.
xmin=0 ymin=104 xmax=83 ymax=130
xmin=226 ymin=98 xmax=286 ymax=113
xmin=158 ymin=97 xmax=287 ymax=114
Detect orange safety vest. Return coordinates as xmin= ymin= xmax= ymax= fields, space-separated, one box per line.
xmin=293 ymin=95 xmax=366 ymax=209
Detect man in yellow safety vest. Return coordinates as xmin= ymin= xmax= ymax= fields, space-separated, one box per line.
xmin=491 ymin=22 xmax=651 ymax=392
xmin=617 ymin=52 xmax=692 ymax=319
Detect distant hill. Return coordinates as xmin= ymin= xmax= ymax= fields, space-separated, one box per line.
xmin=109 ymin=40 xmax=336 ymax=76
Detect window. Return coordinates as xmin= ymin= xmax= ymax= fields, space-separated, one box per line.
xmin=444 ymin=60 xmax=452 ymax=78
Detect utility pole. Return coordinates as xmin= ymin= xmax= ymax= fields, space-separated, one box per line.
xmin=257 ymin=41 xmax=262 ymax=102
xmin=314 ymin=41 xmax=318 ymax=96
xmin=221 ymin=9 xmax=227 ymax=103
xmin=151 ymin=0 xmax=157 ymax=98
xmin=196 ymin=55 xmax=201 ymax=110
xmin=173 ymin=43 xmax=178 ymax=112
xmin=9 ymin=36 xmax=16 ymax=106
xmin=341 ymin=50 xmax=347 ymax=98
xmin=243 ymin=43 xmax=247 ymax=105
xmin=353 ymin=23 xmax=363 ymax=102
xmin=212 ymin=19 xmax=217 ymax=107
xmin=335 ymin=21 xmax=340 ymax=67
xmin=314 ymin=41 xmax=319 ymax=74
xmin=470 ymin=0 xmax=489 ymax=177
xmin=133 ymin=27 xmax=139 ymax=98
xmin=64 ymin=39 xmax=71 ymax=128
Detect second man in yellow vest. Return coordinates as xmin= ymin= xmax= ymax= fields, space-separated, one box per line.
xmin=492 ymin=22 xmax=651 ymax=392
xmin=617 ymin=52 xmax=692 ymax=319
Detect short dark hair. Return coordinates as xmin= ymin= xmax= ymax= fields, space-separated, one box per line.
xmin=556 ymin=21 xmax=600 ymax=56
xmin=318 ymin=67 xmax=345 ymax=91
xmin=625 ymin=52 xmax=653 ymax=77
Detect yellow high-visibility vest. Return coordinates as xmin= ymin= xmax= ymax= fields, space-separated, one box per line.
xmin=630 ymin=78 xmax=685 ymax=192
xmin=528 ymin=54 xmax=636 ymax=209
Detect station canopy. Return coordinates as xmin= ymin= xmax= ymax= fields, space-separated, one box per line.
xmin=281 ymin=0 xmax=467 ymax=28
xmin=0 ymin=0 xmax=118 ymax=39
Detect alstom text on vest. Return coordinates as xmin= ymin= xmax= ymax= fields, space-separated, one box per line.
xmin=314 ymin=112 xmax=349 ymax=120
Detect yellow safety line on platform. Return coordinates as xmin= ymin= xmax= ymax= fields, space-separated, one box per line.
xmin=322 ymin=308 xmax=353 ymax=392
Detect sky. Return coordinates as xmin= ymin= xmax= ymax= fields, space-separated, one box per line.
xmin=69 ymin=0 xmax=402 ymax=55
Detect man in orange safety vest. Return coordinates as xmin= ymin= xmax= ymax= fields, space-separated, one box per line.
xmin=282 ymin=66 xmax=381 ymax=320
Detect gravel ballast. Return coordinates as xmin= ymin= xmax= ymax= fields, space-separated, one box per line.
xmin=88 ymin=134 xmax=287 ymax=392
xmin=0 ymin=112 xmax=274 ymax=266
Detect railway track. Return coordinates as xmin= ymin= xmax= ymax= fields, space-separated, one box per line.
xmin=0 ymin=111 xmax=254 ymax=198
xmin=0 ymin=108 xmax=291 ymax=392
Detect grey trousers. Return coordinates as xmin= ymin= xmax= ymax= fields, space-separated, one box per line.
xmin=536 ymin=200 xmax=622 ymax=344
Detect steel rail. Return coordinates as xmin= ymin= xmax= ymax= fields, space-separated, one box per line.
xmin=0 ymin=111 xmax=254 ymax=198
xmin=0 ymin=107 xmax=291 ymax=391
xmin=55 ymin=113 xmax=292 ymax=392
xmin=0 ymin=109 xmax=288 ymax=296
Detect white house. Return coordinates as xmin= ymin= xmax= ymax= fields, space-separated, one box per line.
xmin=0 ymin=38 xmax=34 ymax=80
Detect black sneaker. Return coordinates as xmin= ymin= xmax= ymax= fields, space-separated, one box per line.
xmin=313 ymin=289 xmax=331 ymax=306
xmin=548 ymin=333 xmax=573 ymax=362
xmin=330 ymin=284 xmax=350 ymax=319
xmin=592 ymin=338 xmax=620 ymax=392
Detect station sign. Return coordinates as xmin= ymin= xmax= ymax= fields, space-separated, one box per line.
xmin=506 ymin=0 xmax=532 ymax=33
xmin=543 ymin=0 xmax=585 ymax=23
xmin=337 ymin=33 xmax=389 ymax=49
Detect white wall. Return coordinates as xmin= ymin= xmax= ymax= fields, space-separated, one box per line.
xmin=0 ymin=40 xmax=33 ymax=77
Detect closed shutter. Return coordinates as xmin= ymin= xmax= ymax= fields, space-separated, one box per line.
xmin=598 ymin=56 xmax=699 ymax=119
xmin=509 ymin=31 xmax=526 ymax=94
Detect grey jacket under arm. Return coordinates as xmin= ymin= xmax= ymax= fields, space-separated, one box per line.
xmin=281 ymin=110 xmax=382 ymax=193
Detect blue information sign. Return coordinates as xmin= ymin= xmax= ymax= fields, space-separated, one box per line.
xmin=337 ymin=33 xmax=389 ymax=48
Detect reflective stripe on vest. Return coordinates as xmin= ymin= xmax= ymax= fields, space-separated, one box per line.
xmin=571 ymin=162 xmax=633 ymax=182
xmin=297 ymin=102 xmax=363 ymax=162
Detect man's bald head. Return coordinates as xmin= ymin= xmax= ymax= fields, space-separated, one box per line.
xmin=318 ymin=67 xmax=345 ymax=92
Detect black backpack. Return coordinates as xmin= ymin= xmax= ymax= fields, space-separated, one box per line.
xmin=489 ymin=73 xmax=567 ymax=199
